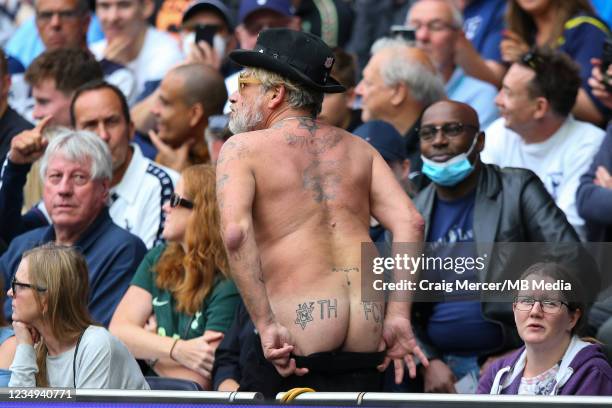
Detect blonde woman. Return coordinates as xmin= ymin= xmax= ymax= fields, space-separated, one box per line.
xmin=0 ymin=277 xmax=16 ymax=386
xmin=7 ymin=243 xmax=149 ymax=389
xmin=110 ymin=164 xmax=240 ymax=390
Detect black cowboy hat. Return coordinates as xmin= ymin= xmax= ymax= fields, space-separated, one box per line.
xmin=229 ymin=28 xmax=345 ymax=93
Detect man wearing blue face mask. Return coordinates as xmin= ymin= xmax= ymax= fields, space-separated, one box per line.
xmin=407 ymin=101 xmax=582 ymax=394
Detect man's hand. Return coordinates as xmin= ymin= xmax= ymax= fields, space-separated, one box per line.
xmin=259 ymin=321 xmax=308 ymax=377
xmin=377 ymin=314 xmax=429 ymax=384
xmin=588 ymin=58 xmax=612 ymax=109
xmin=104 ymin=33 xmax=144 ymax=65
xmin=172 ymin=332 xmax=224 ymax=378
xmin=12 ymin=321 xmax=39 ymax=346
xmin=9 ymin=116 xmax=53 ymax=164
xmin=595 ymin=166 xmax=612 ymax=189
xmin=217 ymin=378 xmax=240 ymax=391
xmin=422 ymin=359 xmax=457 ymax=393
xmin=149 ymin=129 xmax=194 ymax=172
xmin=185 ymin=41 xmax=222 ymax=71
xmin=500 ymin=30 xmax=529 ymax=63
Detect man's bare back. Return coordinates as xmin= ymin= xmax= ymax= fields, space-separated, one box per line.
xmin=219 ymin=117 xmax=385 ymax=355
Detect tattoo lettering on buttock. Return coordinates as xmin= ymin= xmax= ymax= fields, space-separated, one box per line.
xmin=294 ymin=298 xmax=339 ymax=330
xmin=361 ymin=302 xmax=383 ymax=324
xmin=302 ymin=160 xmax=341 ymax=202
xmin=295 ymin=302 xmax=315 ymax=329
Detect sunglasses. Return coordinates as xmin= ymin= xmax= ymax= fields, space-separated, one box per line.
xmin=169 ymin=192 xmax=194 ymax=209
xmin=418 ymin=122 xmax=479 ymax=141
xmin=11 ymin=277 xmax=47 ymax=295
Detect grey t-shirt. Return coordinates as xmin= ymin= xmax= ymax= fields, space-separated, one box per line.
xmin=9 ymin=325 xmax=149 ymax=389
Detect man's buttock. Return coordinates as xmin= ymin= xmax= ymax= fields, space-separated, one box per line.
xmin=269 ymin=270 xmax=384 ymax=355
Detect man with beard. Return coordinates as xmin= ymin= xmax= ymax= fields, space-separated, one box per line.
xmin=217 ymin=28 xmax=426 ymax=394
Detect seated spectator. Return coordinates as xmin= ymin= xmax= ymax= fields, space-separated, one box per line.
xmin=5 ymin=0 xmax=103 ymax=68
xmin=406 ymin=0 xmax=499 ymax=129
xmin=5 ymin=0 xmax=104 ymax=117
xmin=0 ymin=130 xmax=147 ymax=326
xmin=0 ymin=277 xmax=16 ymax=387
xmin=317 ymin=47 xmax=362 ymax=133
xmin=180 ymin=0 xmax=239 ymax=78
xmin=501 ymin=0 xmax=611 ymax=125
xmin=149 ymin=64 xmax=227 ymax=172
xmin=479 ymin=262 xmax=612 ymax=395
xmin=212 ymin=300 xmax=278 ymax=396
xmin=482 ymin=48 xmax=605 ymax=240
xmin=1 ymin=81 xmax=179 ymax=249
xmin=109 ymin=164 xmax=239 ymax=390
xmin=0 ymin=48 xmax=32 ymax=165
xmin=91 ymin=0 xmax=183 ymax=105
xmin=8 ymin=243 xmax=149 ymax=389
xmin=353 ymin=120 xmax=410 ymax=241
xmin=411 ymin=100 xmax=583 ymax=393
xmin=355 ymin=38 xmax=444 ymax=189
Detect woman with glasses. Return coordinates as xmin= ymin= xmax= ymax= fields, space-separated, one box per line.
xmin=109 ymin=164 xmax=239 ymax=390
xmin=0 ymin=276 xmax=16 ymax=386
xmin=502 ymin=0 xmax=610 ymax=125
xmin=7 ymin=243 xmax=148 ymax=388
xmin=479 ymin=262 xmax=612 ymax=395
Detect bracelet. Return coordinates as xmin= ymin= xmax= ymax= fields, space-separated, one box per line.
xmin=169 ymin=338 xmax=179 ymax=361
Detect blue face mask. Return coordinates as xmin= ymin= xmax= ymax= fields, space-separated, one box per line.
xmin=421 ymin=136 xmax=478 ymax=186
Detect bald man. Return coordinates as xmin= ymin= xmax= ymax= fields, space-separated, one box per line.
xmin=355 ymin=38 xmax=445 ymax=190
xmin=150 ymin=63 xmax=228 ymax=171
xmin=411 ymin=101 xmax=582 ymax=393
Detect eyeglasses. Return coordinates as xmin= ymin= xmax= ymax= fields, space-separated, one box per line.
xmin=408 ymin=19 xmax=458 ymax=33
xmin=169 ymin=192 xmax=194 ymax=209
xmin=514 ymin=296 xmax=568 ymax=314
xmin=418 ymin=122 xmax=479 ymax=141
xmin=521 ymin=51 xmax=544 ymax=72
xmin=36 ymin=9 xmax=82 ymax=23
xmin=11 ymin=277 xmax=47 ymax=295
xmin=237 ymin=73 xmax=262 ymax=93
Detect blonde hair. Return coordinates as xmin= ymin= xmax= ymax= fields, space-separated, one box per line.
xmin=22 ymin=243 xmax=93 ymax=386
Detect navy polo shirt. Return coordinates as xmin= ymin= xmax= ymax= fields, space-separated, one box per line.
xmin=0 ymin=208 xmax=146 ymax=326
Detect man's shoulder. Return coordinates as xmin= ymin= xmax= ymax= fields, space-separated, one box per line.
xmin=564 ymin=117 xmax=606 ymax=140
xmin=6 ymin=227 xmax=49 ymax=253
xmin=90 ymin=213 xmax=145 ymax=250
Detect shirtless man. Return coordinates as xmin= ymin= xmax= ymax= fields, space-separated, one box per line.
xmin=217 ymin=28 xmax=426 ymax=392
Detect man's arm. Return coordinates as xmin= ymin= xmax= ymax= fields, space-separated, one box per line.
xmin=368 ymin=149 xmax=427 ymax=383
xmin=216 ymin=137 xmax=305 ymax=377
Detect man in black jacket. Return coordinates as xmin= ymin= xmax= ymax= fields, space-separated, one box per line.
xmin=410 ymin=100 xmax=592 ymax=393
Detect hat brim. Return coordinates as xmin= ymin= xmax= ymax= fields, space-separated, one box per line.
xmin=229 ymin=49 xmax=346 ymax=93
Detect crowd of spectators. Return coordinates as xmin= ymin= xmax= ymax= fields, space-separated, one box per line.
xmin=0 ymin=0 xmax=611 ymax=397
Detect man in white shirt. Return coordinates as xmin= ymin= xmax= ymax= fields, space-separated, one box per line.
xmin=91 ymin=0 xmax=183 ymax=105
xmin=482 ymin=48 xmax=605 ymax=240
xmin=1 ymin=81 xmax=178 ymax=249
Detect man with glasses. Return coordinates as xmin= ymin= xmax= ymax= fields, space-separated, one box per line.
xmin=222 ymin=0 xmax=298 ymax=113
xmin=406 ymin=0 xmax=499 ymax=129
xmin=218 ymin=28 xmax=426 ymax=394
xmin=410 ymin=100 xmax=581 ymax=393
xmin=0 ymin=130 xmax=146 ymax=326
xmin=482 ymin=48 xmax=605 ymax=240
